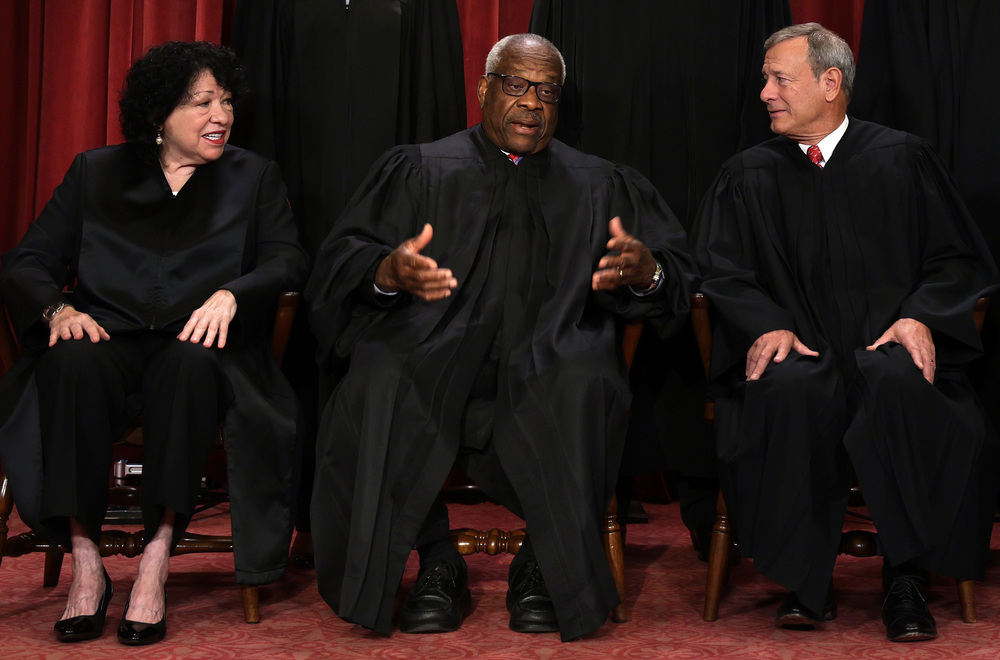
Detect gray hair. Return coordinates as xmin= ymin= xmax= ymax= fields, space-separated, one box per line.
xmin=765 ymin=23 xmax=855 ymax=103
xmin=485 ymin=33 xmax=567 ymax=84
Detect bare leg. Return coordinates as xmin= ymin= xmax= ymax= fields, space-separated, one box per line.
xmin=125 ymin=510 xmax=173 ymax=624
xmin=60 ymin=519 xmax=107 ymax=620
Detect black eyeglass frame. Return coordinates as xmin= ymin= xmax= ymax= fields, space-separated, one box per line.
xmin=487 ymin=72 xmax=563 ymax=103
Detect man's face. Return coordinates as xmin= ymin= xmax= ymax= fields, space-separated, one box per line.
xmin=760 ymin=37 xmax=832 ymax=142
xmin=477 ymin=42 xmax=561 ymax=156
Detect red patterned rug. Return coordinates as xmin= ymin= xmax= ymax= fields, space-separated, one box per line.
xmin=1 ymin=501 xmax=998 ymax=658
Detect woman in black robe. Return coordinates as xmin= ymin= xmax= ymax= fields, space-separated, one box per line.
xmin=0 ymin=42 xmax=307 ymax=645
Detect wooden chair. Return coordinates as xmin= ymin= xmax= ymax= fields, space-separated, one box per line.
xmin=0 ymin=291 xmax=301 ymax=624
xmin=447 ymin=319 xmax=643 ymax=624
xmin=691 ymin=292 xmax=984 ymax=623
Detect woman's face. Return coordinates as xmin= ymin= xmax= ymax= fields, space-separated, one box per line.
xmin=159 ymin=70 xmax=233 ymax=167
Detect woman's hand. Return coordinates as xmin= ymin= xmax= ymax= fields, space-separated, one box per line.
xmin=48 ymin=306 xmax=111 ymax=347
xmin=177 ymin=290 xmax=237 ymax=348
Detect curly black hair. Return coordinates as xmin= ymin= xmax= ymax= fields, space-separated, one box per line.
xmin=119 ymin=41 xmax=247 ymax=164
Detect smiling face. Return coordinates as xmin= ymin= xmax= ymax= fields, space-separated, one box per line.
xmin=159 ymin=70 xmax=233 ymax=167
xmin=760 ymin=36 xmax=843 ymax=143
xmin=477 ymin=41 xmax=561 ymax=156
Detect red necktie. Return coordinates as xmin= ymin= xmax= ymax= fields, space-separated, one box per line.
xmin=807 ymin=144 xmax=823 ymax=169
xmin=508 ymin=153 xmax=522 ymax=165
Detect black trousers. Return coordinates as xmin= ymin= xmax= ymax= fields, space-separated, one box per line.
xmin=34 ymin=333 xmax=231 ymax=549
xmin=413 ymin=339 xmax=530 ymax=569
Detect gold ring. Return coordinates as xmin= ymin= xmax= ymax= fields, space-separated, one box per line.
xmin=618 ymin=267 xmax=624 ymax=278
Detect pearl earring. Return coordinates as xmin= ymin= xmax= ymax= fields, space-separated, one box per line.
xmin=155 ymin=131 xmax=163 ymax=145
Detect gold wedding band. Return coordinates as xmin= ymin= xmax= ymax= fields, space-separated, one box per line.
xmin=618 ymin=267 xmax=624 ymax=278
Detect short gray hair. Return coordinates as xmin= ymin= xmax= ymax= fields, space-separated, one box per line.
xmin=485 ymin=33 xmax=566 ymax=84
xmin=765 ymin=23 xmax=855 ymax=103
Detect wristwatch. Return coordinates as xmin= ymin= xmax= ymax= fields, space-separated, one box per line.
xmin=645 ymin=262 xmax=663 ymax=291
xmin=42 ymin=301 xmax=67 ymax=322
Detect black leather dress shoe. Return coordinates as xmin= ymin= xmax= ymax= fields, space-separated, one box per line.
xmin=398 ymin=559 xmax=471 ymax=633
xmin=117 ymin=592 xmax=167 ymax=645
xmin=506 ymin=557 xmax=559 ymax=633
xmin=54 ymin=569 xmax=114 ymax=642
xmin=775 ymin=591 xmax=837 ymax=630
xmin=882 ymin=575 xmax=937 ymax=642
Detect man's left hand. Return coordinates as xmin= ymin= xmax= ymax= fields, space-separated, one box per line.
xmin=592 ymin=216 xmax=658 ymax=291
xmin=866 ymin=317 xmax=936 ymax=384
xmin=178 ymin=289 xmax=238 ymax=349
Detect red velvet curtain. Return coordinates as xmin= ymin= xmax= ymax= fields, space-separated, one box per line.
xmin=455 ymin=0 xmax=534 ymax=127
xmin=0 ymin=0 xmax=859 ymax=255
xmin=790 ymin=0 xmax=865 ymax=53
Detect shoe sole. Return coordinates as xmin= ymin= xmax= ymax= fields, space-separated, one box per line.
xmin=509 ymin=619 xmax=560 ymax=633
xmin=776 ymin=614 xmax=821 ymax=630
xmin=55 ymin=631 xmax=103 ymax=643
xmin=776 ymin=609 xmax=836 ymax=630
xmin=887 ymin=630 xmax=938 ymax=643
xmin=398 ymin=590 xmax=471 ymax=634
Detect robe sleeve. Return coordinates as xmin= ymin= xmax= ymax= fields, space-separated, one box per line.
xmin=600 ymin=164 xmax=697 ymax=339
xmin=221 ymin=159 xmax=309 ymax=342
xmin=305 ymin=146 xmax=422 ymax=371
xmin=898 ymin=139 xmax=998 ymax=360
xmin=0 ymin=153 xmax=83 ymax=351
xmin=690 ymin=164 xmax=797 ymax=377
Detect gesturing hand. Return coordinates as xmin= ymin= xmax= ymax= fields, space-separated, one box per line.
xmin=48 ymin=306 xmax=110 ymax=347
xmin=374 ymin=224 xmax=458 ymax=302
xmin=745 ymin=329 xmax=819 ymax=381
xmin=592 ymin=216 xmax=658 ymax=291
xmin=177 ymin=289 xmax=238 ymax=348
xmin=867 ymin=318 xmax=936 ymax=384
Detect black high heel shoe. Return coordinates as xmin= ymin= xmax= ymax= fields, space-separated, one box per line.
xmin=54 ymin=569 xmax=113 ymax=642
xmin=117 ymin=591 xmax=167 ymax=646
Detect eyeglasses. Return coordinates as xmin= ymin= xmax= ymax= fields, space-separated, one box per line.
xmin=487 ymin=73 xmax=562 ymax=103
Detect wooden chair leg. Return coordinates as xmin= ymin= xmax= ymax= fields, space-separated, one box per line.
xmin=0 ymin=470 xmax=11 ymax=564
xmin=43 ymin=548 xmax=65 ymax=587
xmin=603 ymin=494 xmax=629 ymax=623
xmin=703 ymin=490 xmax=733 ymax=621
xmin=957 ymin=579 xmax=976 ymax=623
xmin=241 ymin=584 xmax=260 ymax=623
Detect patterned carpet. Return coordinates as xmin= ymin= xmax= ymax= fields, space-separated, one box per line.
xmin=2 ymin=501 xmax=999 ymax=659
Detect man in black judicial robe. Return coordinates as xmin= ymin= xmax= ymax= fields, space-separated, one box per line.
xmin=691 ymin=23 xmax=998 ymax=642
xmin=306 ymin=34 xmax=696 ymax=641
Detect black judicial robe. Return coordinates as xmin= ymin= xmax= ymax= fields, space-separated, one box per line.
xmin=306 ymin=126 xmax=697 ymax=640
xmin=0 ymin=144 xmax=309 ymax=585
xmin=692 ymin=118 xmax=998 ymax=611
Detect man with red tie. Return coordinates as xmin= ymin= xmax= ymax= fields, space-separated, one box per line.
xmin=692 ymin=23 xmax=998 ymax=642
xmin=306 ymin=33 xmax=696 ymax=641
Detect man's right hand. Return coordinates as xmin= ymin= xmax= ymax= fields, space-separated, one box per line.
xmin=745 ymin=329 xmax=818 ymax=381
xmin=48 ymin=306 xmax=110 ymax=346
xmin=374 ymin=224 xmax=458 ymax=302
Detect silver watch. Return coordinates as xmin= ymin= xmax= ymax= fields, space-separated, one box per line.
xmin=42 ymin=301 xmax=67 ymax=322
xmin=645 ymin=262 xmax=663 ymax=290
